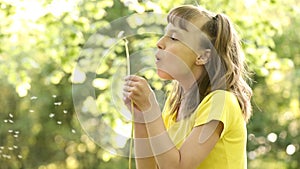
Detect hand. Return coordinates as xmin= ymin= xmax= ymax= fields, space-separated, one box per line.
xmin=123 ymin=75 xmax=157 ymax=112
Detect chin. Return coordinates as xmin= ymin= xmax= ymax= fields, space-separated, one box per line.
xmin=157 ymin=69 xmax=173 ymax=80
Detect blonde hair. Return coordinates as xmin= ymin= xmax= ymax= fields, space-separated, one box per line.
xmin=166 ymin=5 xmax=253 ymax=122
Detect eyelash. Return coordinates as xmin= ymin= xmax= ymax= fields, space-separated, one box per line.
xmin=170 ymin=37 xmax=178 ymax=41
xmin=169 ymin=35 xmax=178 ymax=41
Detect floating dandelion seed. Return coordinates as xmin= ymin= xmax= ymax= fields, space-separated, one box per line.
xmin=54 ymin=102 xmax=62 ymax=106
xmin=2 ymin=154 xmax=11 ymax=159
xmin=30 ymin=96 xmax=38 ymax=100
xmin=49 ymin=113 xmax=55 ymax=118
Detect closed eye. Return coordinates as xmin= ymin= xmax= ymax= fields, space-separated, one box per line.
xmin=169 ymin=36 xmax=178 ymax=41
xmin=170 ymin=37 xmax=178 ymax=41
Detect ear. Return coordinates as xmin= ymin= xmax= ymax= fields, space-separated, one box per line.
xmin=195 ymin=49 xmax=211 ymax=65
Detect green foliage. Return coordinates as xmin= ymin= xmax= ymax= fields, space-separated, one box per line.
xmin=0 ymin=0 xmax=299 ymax=168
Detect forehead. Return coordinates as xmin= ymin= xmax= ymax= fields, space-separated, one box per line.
xmin=165 ymin=21 xmax=202 ymax=35
xmin=164 ymin=21 xmax=211 ymax=51
xmin=165 ymin=23 xmax=185 ymax=33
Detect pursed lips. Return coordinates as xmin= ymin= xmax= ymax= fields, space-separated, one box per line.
xmin=155 ymin=55 xmax=160 ymax=60
xmin=155 ymin=50 xmax=162 ymax=62
xmin=155 ymin=53 xmax=161 ymax=62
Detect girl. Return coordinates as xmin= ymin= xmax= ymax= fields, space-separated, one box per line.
xmin=123 ymin=4 xmax=252 ymax=169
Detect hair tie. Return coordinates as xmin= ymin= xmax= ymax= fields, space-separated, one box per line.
xmin=213 ymin=14 xmax=218 ymax=21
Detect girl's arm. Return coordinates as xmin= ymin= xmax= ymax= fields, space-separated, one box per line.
xmin=145 ymin=114 xmax=223 ymax=169
xmin=134 ymin=122 xmax=157 ymax=169
xmin=123 ymin=92 xmax=157 ymax=169
xmin=123 ymin=75 xmax=223 ymax=169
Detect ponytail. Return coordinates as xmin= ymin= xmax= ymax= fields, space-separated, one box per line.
xmin=214 ymin=14 xmax=233 ymax=59
xmin=202 ymin=13 xmax=253 ymax=122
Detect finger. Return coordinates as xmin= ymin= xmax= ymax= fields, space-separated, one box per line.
xmin=123 ymin=90 xmax=132 ymax=98
xmin=123 ymin=95 xmax=131 ymax=104
xmin=124 ymin=75 xmax=142 ymax=82
xmin=125 ymin=81 xmax=140 ymax=88
xmin=123 ymin=85 xmax=132 ymax=92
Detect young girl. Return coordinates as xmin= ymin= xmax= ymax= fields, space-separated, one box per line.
xmin=123 ymin=4 xmax=252 ymax=169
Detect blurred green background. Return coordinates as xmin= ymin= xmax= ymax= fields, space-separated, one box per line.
xmin=0 ymin=0 xmax=299 ymax=168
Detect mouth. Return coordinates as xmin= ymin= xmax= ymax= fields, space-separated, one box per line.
xmin=155 ymin=55 xmax=161 ymax=62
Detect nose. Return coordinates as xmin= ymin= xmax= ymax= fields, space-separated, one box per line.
xmin=156 ymin=36 xmax=165 ymax=50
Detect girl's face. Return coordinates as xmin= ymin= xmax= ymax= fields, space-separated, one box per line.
xmin=155 ymin=23 xmax=202 ymax=81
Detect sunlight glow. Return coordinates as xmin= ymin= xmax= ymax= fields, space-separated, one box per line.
xmin=71 ymin=68 xmax=86 ymax=84
xmin=16 ymin=82 xmax=31 ymax=97
xmin=12 ymin=0 xmax=45 ymax=21
xmin=66 ymin=156 xmax=79 ymax=169
xmin=114 ymin=119 xmax=131 ymax=138
xmin=102 ymin=152 xmax=113 ymax=162
xmin=286 ymin=144 xmax=296 ymax=155
xmin=244 ymin=0 xmax=257 ymax=8
xmin=6 ymin=0 xmax=78 ymax=22
xmin=115 ymin=134 xmax=128 ymax=148
xmin=267 ymin=133 xmax=277 ymax=143
xmin=82 ymin=96 xmax=98 ymax=116
xmin=47 ymin=0 xmax=77 ymax=17
xmin=93 ymin=78 xmax=109 ymax=90
xmin=270 ymin=71 xmax=283 ymax=82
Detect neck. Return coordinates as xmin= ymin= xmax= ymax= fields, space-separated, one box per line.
xmin=178 ymin=79 xmax=195 ymax=94
xmin=177 ymin=67 xmax=203 ymax=93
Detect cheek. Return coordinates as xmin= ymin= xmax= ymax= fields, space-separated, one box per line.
xmin=157 ymin=56 xmax=192 ymax=79
xmin=156 ymin=47 xmax=195 ymax=79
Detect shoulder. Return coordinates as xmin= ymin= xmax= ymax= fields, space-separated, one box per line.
xmin=198 ymin=90 xmax=240 ymax=111
xmin=202 ymin=90 xmax=238 ymax=104
xmin=193 ymin=90 xmax=242 ymax=126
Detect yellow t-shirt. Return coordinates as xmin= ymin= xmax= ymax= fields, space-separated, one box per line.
xmin=162 ymin=90 xmax=247 ymax=169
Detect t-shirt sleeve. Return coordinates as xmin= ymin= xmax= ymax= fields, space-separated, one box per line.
xmin=193 ymin=90 xmax=240 ymax=139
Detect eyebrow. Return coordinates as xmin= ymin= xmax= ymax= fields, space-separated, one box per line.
xmin=164 ymin=27 xmax=183 ymax=35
